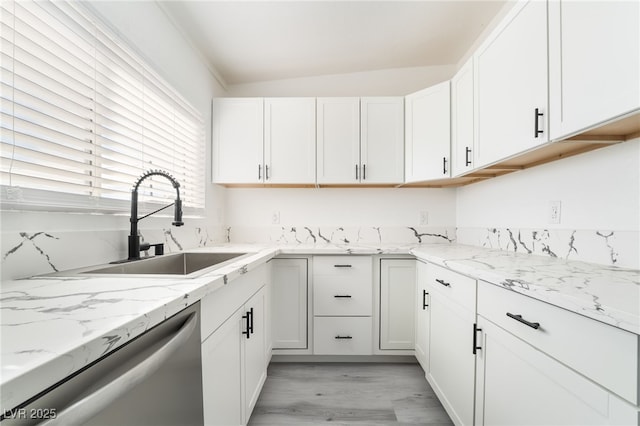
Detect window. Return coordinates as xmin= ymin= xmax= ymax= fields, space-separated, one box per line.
xmin=0 ymin=0 xmax=205 ymax=214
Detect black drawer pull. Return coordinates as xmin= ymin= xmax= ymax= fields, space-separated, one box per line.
xmin=422 ymin=289 xmax=429 ymax=309
xmin=242 ymin=309 xmax=251 ymax=339
xmin=534 ymin=108 xmax=544 ymax=138
xmin=335 ymin=335 xmax=353 ymax=340
xmin=334 ymin=295 xmax=352 ymax=298
xmin=435 ymin=278 xmax=451 ymax=287
xmin=507 ymin=312 xmax=540 ymax=330
xmin=334 ymin=264 xmax=352 ymax=268
xmin=465 ymin=146 xmax=472 ymax=166
xmin=472 ymin=323 xmax=482 ymax=354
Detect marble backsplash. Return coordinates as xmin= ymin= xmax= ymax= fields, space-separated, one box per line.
xmin=3 ymin=223 xmax=637 ymax=281
xmin=456 ymin=227 xmax=639 ymax=270
xmin=226 ymin=225 xmax=456 ymax=246
xmin=1 ymin=225 xmax=227 ymax=281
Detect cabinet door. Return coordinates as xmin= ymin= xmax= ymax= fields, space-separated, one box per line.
xmin=316 ymin=98 xmax=360 ymax=184
xmin=548 ymin=0 xmax=640 ymax=140
xmin=451 ymin=58 xmax=475 ymax=177
xmin=243 ymin=287 xmax=267 ymax=420
xmin=379 ymin=259 xmax=416 ymax=350
xmin=360 ymin=97 xmax=404 ymax=184
xmin=474 ymin=0 xmax=548 ymax=168
xmin=202 ymin=309 xmax=243 ymax=426
xmin=414 ymin=261 xmax=430 ymax=372
xmin=405 ymin=81 xmax=451 ymax=182
xmin=264 ymin=98 xmax=316 ymax=184
xmin=212 ymin=98 xmax=264 ymax=184
xmin=271 ymin=258 xmax=308 ymax=349
xmin=428 ymin=290 xmax=476 ymax=426
xmin=475 ymin=317 xmax=639 ymax=426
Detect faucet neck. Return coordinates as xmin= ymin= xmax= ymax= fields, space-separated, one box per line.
xmin=127 ymin=170 xmax=183 ymax=261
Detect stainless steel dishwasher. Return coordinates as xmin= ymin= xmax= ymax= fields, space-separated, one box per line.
xmin=2 ymin=302 xmax=204 ymax=426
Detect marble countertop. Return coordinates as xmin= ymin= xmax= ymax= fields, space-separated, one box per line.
xmin=1 ymin=242 xmax=638 ymax=413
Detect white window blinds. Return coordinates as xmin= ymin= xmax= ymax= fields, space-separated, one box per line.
xmin=0 ymin=0 xmax=205 ymax=213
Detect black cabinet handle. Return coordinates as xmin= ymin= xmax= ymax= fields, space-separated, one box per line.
xmin=506 ymin=312 xmax=540 ymax=330
xmin=335 ymin=335 xmax=353 ymax=340
xmin=422 ymin=289 xmax=429 ymax=309
xmin=534 ymin=108 xmax=544 ymax=138
xmin=355 ymin=164 xmax=359 ymax=180
xmin=363 ymin=164 xmax=366 ymax=180
xmin=435 ymin=278 xmax=451 ymax=287
xmin=248 ymin=307 xmax=254 ymax=335
xmin=265 ymin=165 xmax=270 ymax=180
xmin=465 ymin=147 xmax=472 ymax=166
xmin=258 ymin=164 xmax=262 ymax=180
xmin=334 ymin=295 xmax=352 ymax=298
xmin=334 ymin=264 xmax=352 ymax=268
xmin=442 ymin=157 xmax=448 ymax=175
xmin=472 ymin=323 xmax=482 ymax=354
xmin=242 ymin=310 xmax=251 ymax=338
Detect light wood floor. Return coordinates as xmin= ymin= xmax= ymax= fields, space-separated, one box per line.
xmin=248 ymin=363 xmax=453 ymax=426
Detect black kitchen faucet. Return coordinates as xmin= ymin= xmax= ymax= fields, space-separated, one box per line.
xmin=127 ymin=169 xmax=183 ymax=261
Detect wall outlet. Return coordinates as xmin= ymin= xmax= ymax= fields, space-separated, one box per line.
xmin=419 ymin=211 xmax=429 ymax=225
xmin=548 ymin=200 xmax=561 ymax=224
xmin=271 ymin=211 xmax=280 ymax=225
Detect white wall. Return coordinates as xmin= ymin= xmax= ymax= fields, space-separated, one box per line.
xmin=456 ymin=139 xmax=640 ymax=231
xmin=226 ymin=65 xmax=455 ymax=97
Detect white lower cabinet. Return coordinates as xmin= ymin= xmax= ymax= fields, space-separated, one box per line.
xmin=202 ymin=287 xmax=267 ymax=426
xmin=201 ymin=265 xmax=270 ymax=426
xmin=201 ymin=307 xmax=243 ymax=425
xmin=475 ymin=316 xmax=638 ymax=426
xmin=414 ymin=260 xmax=430 ymax=372
xmin=379 ymin=258 xmax=416 ymax=350
xmin=426 ymin=263 xmax=477 ymax=426
xmin=243 ymin=288 xmax=267 ymax=418
xmin=271 ymin=257 xmax=309 ymax=350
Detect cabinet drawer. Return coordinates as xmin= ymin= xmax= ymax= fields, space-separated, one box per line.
xmin=477 ymin=280 xmax=640 ymax=405
xmin=313 ymin=256 xmax=372 ymax=277
xmin=314 ymin=280 xmax=372 ymax=316
xmin=314 ymin=317 xmax=372 ymax=355
xmin=426 ymin=263 xmax=476 ymax=312
xmin=314 ymin=256 xmax=372 ymax=316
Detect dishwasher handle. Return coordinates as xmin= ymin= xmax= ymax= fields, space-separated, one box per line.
xmin=40 ymin=312 xmax=198 ymax=426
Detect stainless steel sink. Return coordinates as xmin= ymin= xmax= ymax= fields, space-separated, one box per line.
xmin=78 ymin=252 xmax=249 ymax=276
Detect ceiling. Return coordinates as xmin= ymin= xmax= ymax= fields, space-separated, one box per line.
xmin=159 ymin=1 xmax=508 ymax=86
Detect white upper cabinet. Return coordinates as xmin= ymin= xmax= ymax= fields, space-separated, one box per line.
xmin=474 ymin=0 xmax=548 ymax=168
xmin=451 ymin=58 xmax=475 ymax=177
xmin=264 ymin=98 xmax=316 ymax=184
xmin=405 ymin=81 xmax=451 ymax=182
xmin=548 ymin=0 xmax=640 ymax=141
xmin=360 ymin=97 xmax=404 ymax=184
xmin=317 ymin=97 xmax=404 ymax=184
xmin=316 ymin=98 xmax=361 ymax=184
xmin=212 ymin=98 xmax=264 ymax=184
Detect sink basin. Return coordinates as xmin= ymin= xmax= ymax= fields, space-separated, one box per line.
xmin=80 ymin=252 xmax=249 ymax=276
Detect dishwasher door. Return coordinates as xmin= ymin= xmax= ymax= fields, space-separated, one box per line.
xmin=2 ymin=302 xmax=204 ymax=426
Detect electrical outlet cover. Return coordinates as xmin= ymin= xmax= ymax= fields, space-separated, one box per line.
xmin=548 ymin=200 xmax=561 ymax=224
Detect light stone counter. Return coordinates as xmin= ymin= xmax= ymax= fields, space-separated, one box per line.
xmin=410 ymin=244 xmax=640 ymax=335
xmin=1 ymin=242 xmax=638 ymax=415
